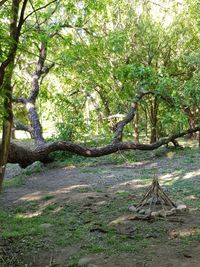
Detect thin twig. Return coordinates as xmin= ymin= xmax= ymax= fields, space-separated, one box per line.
xmin=23 ymin=0 xmax=59 ymax=22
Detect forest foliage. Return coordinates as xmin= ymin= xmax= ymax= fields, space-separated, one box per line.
xmin=1 ymin=0 xmax=199 ymax=140
xmin=0 ymin=0 xmax=199 ymax=174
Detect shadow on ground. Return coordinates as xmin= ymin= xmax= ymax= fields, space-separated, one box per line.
xmin=0 ymin=145 xmax=200 ymax=267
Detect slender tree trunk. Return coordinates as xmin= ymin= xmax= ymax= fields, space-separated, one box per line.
xmin=143 ymin=105 xmax=148 ymax=139
xmin=150 ymin=126 xmax=157 ymax=143
xmin=150 ymin=96 xmax=159 ymax=144
xmin=134 ymin=104 xmax=139 ymax=143
xmin=0 ymin=0 xmax=28 ymax=191
xmin=0 ymin=71 xmax=14 ymax=191
xmin=0 ymin=0 xmax=20 ymax=191
xmin=183 ymin=107 xmax=198 ymax=139
xmin=11 ymin=121 xmax=16 ymax=139
xmin=188 ymin=116 xmax=198 ymax=139
xmin=198 ymin=131 xmax=200 ymax=148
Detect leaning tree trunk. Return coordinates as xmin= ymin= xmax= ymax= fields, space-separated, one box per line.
xmin=26 ymin=42 xmax=47 ymax=145
xmin=26 ymin=102 xmax=45 ymax=145
xmin=0 ymin=0 xmax=28 ymax=191
xmin=14 ymin=41 xmax=48 ymax=146
xmin=112 ymin=90 xmax=152 ymax=144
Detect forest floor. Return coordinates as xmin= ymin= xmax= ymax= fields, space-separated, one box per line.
xmin=0 ymin=140 xmax=200 ymax=267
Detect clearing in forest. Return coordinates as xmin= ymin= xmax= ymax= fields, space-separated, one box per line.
xmin=0 ymin=144 xmax=200 ymax=267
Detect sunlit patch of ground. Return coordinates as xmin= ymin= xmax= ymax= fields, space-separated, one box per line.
xmin=0 ymin=139 xmax=200 ymax=266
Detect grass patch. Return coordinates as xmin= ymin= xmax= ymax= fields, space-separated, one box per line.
xmin=80 ymin=169 xmax=97 ymax=173
xmin=1 ymin=185 xmax=200 ymax=266
xmin=0 ymin=194 xmax=153 ymax=266
xmin=3 ymin=175 xmax=26 ymax=188
xmin=115 ymin=191 xmax=130 ymax=198
xmin=1 ymin=140 xmax=200 ymax=266
xmin=41 ymin=194 xmax=55 ymax=201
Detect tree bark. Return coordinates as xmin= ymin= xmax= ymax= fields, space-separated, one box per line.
xmin=134 ymin=104 xmax=139 ymax=143
xmin=2 ymin=126 xmax=199 ymax=168
xmin=183 ymin=107 xmax=199 ymax=139
xmin=26 ymin=42 xmax=47 ymax=145
xmin=26 ymin=103 xmax=45 ymax=145
xmin=0 ymin=0 xmax=28 ymax=191
xmin=14 ymin=120 xmax=34 ymax=137
xmin=149 ymin=96 xmax=159 ymax=143
xmin=112 ymin=90 xmax=152 ymax=144
xmin=14 ymin=42 xmax=48 ymax=146
xmin=199 ymin=131 xmax=200 ymax=148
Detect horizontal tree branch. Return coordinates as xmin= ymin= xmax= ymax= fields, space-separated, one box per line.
xmin=14 ymin=120 xmax=33 ymax=134
xmin=13 ymin=96 xmax=27 ymax=104
xmin=2 ymin=126 xmax=199 ymax=168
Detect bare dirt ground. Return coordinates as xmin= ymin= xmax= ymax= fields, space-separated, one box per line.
xmin=1 ymin=147 xmax=200 ymax=267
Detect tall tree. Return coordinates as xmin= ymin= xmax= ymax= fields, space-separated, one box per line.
xmin=0 ymin=0 xmax=28 ymax=191
xmin=0 ymin=0 xmax=59 ymax=190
